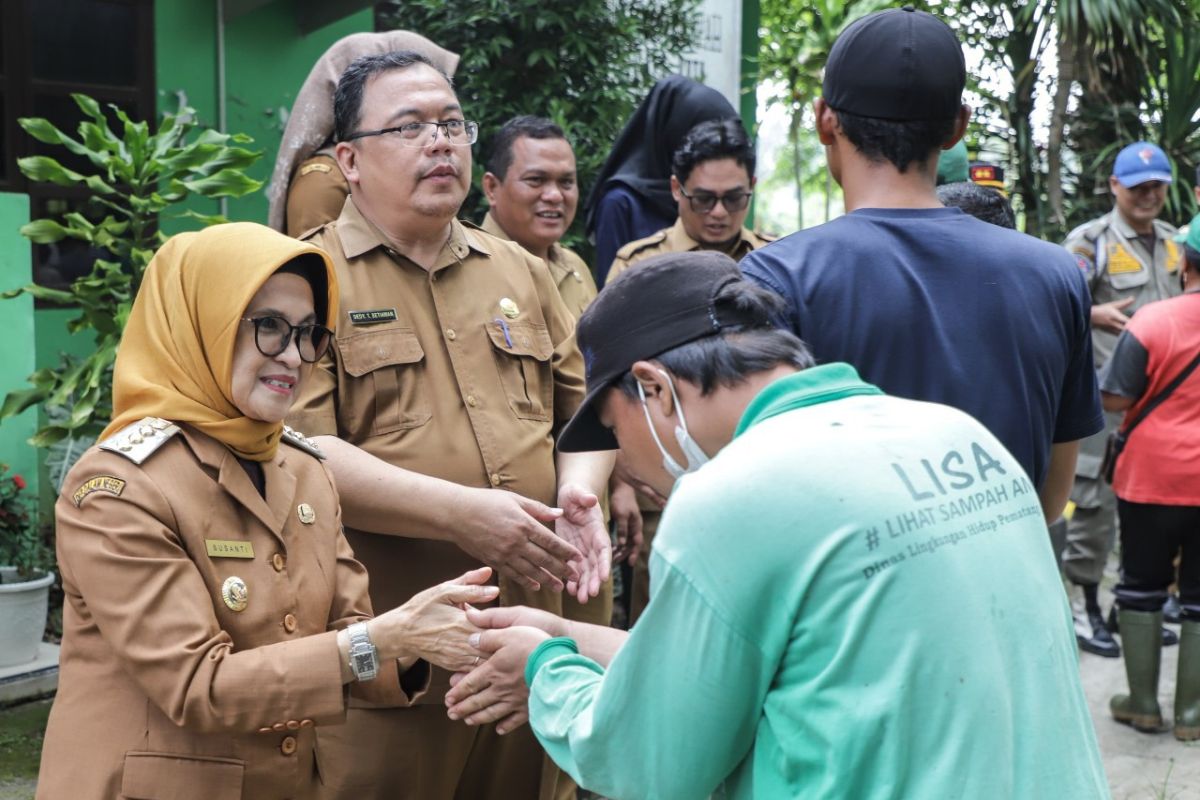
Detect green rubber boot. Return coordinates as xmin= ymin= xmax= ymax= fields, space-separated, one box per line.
xmin=1110 ymin=609 xmax=1169 ymax=733
xmin=1175 ymin=620 xmax=1200 ymax=742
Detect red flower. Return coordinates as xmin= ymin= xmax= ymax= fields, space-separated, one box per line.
xmin=11 ymin=475 xmax=26 ymax=491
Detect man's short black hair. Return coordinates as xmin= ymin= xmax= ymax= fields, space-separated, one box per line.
xmin=936 ymin=181 xmax=1016 ymax=229
xmin=333 ymin=50 xmax=452 ymax=143
xmin=835 ymin=108 xmax=958 ymax=174
xmin=613 ymin=278 xmax=813 ymax=398
xmin=671 ymin=118 xmax=756 ymax=186
xmin=486 ymin=116 xmax=568 ymax=180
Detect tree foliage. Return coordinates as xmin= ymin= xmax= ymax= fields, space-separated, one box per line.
xmin=0 ymin=94 xmax=262 ymax=447
xmin=377 ymin=0 xmax=700 ymax=254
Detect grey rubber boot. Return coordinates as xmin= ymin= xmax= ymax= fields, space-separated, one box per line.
xmin=1110 ymin=609 xmax=1169 ymax=733
xmin=1175 ymin=620 xmax=1200 ymax=741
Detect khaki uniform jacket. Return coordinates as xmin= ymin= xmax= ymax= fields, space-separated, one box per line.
xmin=480 ymin=212 xmax=599 ymax=319
xmin=287 ymin=198 xmax=586 ymax=703
xmin=285 ymin=153 xmax=349 ymax=238
xmin=38 ymin=422 xmax=424 ymax=800
xmin=607 ymin=218 xmax=775 ymax=282
xmin=1063 ymin=210 xmax=1181 ymax=480
xmin=1063 ymin=209 xmax=1182 ymax=368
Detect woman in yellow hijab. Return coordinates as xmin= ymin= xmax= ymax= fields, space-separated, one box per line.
xmin=38 ymin=223 xmax=494 ymax=800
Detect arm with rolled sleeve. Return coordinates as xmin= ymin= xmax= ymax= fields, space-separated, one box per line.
xmin=525 ymin=552 xmax=772 ymax=799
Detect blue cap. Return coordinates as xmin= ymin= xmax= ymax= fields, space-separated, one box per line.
xmin=1113 ymin=142 xmax=1173 ymax=187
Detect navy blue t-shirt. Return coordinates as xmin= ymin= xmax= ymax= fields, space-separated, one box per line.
xmin=741 ymin=207 xmax=1104 ymax=488
xmin=592 ymin=184 xmax=675 ymax=287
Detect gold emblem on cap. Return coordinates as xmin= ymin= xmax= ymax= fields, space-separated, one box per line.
xmin=297 ymin=503 xmax=316 ymax=525
xmin=221 ymin=576 xmax=249 ymax=612
xmin=499 ymin=298 xmax=520 ymax=319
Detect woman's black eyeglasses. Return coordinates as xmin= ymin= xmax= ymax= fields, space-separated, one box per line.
xmin=241 ymin=316 xmax=333 ymax=363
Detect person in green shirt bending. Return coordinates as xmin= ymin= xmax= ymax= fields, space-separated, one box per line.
xmin=443 ymin=251 xmax=1109 ymax=799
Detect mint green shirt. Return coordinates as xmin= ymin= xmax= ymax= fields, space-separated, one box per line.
xmin=527 ymin=364 xmax=1108 ymax=799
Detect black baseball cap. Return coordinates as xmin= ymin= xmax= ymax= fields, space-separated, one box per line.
xmin=557 ymin=251 xmax=772 ymax=453
xmin=822 ymin=6 xmax=965 ymax=121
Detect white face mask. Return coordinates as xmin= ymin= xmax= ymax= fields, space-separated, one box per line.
xmin=637 ymin=369 xmax=710 ymax=481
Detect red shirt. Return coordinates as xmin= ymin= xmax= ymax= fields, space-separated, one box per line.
xmin=1109 ymin=292 xmax=1200 ymax=504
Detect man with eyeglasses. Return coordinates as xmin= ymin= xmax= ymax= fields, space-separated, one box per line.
xmin=285 ymin=50 xmax=614 ymax=800
xmin=603 ymin=116 xmax=772 ymax=624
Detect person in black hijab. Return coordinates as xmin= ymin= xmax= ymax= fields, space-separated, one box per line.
xmin=585 ymin=75 xmax=736 ymax=285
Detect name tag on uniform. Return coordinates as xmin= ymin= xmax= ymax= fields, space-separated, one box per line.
xmin=205 ymin=539 xmax=255 ymax=559
xmin=349 ymin=308 xmax=398 ymax=325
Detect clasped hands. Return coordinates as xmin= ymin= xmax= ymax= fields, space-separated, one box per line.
xmin=444 ymin=606 xmax=563 ymax=735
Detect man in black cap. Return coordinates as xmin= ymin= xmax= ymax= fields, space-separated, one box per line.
xmin=441 ymin=251 xmax=1110 ymax=799
xmin=742 ymin=7 xmax=1102 ymax=532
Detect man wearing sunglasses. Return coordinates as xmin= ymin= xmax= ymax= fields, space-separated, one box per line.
xmin=286 ymin=50 xmax=614 ymax=800
xmin=607 ymin=117 xmax=771 ymax=285
xmin=605 ymin=116 xmax=773 ymax=624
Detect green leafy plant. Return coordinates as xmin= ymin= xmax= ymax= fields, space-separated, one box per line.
xmin=0 ymin=464 xmax=50 ymax=580
xmin=0 ymin=93 xmax=263 ymax=446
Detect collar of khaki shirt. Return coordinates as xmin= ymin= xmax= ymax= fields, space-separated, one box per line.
xmin=661 ymin=216 xmax=762 ymax=257
xmin=479 ymin=211 xmax=576 ymax=280
xmin=1106 ymin=207 xmax=1175 ymax=244
xmin=336 ymin=196 xmax=492 ymax=272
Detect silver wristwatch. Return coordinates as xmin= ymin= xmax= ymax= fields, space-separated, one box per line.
xmin=346 ymin=622 xmax=379 ymax=682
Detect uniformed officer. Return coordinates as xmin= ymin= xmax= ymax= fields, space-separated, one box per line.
xmin=266 ymin=31 xmax=459 ymax=237
xmin=284 ymin=52 xmax=615 ymax=800
xmin=1062 ymin=141 xmax=1183 ymax=656
xmin=605 ymin=117 xmax=774 ymax=623
xmin=37 ymin=223 xmax=498 ymax=800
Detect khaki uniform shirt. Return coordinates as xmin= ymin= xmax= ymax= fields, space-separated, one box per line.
xmin=480 ymin=212 xmax=599 ymax=319
xmin=39 ymin=423 xmax=422 ymax=800
xmin=1063 ymin=209 xmax=1182 ymax=368
xmin=607 ymin=218 xmax=776 ymax=281
xmin=288 ymin=198 xmax=586 ymax=701
xmin=285 ymin=153 xmax=349 ymax=238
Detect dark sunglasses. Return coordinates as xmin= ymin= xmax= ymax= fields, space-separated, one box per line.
xmin=241 ymin=316 xmax=333 ymax=363
xmin=678 ymin=186 xmax=752 ymax=214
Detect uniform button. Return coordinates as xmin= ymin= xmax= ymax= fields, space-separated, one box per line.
xmin=446 ymin=328 xmax=457 ymax=340
xmin=280 ymin=736 xmax=298 ymax=756
xmin=489 ymin=473 xmax=501 ymax=486
xmin=466 ymin=395 xmax=477 ymax=407
xmin=300 ymin=719 xmax=314 ymax=728
xmin=286 ymin=720 xmax=300 ymax=730
xmin=272 ymin=553 xmax=285 ymax=572
xmin=273 ymin=722 xmax=287 ymax=732
xmin=283 ymin=614 xmax=297 ymax=633
xmin=258 ymin=727 xmax=272 ymax=734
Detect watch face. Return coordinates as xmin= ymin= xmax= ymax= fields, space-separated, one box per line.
xmin=354 ymin=652 xmax=375 ymax=672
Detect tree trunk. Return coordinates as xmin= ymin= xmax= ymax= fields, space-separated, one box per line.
xmin=790 ymin=107 xmax=804 ymax=230
xmin=1047 ymin=33 xmax=1077 ymax=231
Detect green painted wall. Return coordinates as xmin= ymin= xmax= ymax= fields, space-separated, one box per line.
xmin=0 ymin=193 xmax=37 ymax=500
xmin=155 ymin=0 xmax=372 ymax=229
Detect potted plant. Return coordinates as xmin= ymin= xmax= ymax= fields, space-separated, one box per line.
xmin=0 ymin=462 xmax=55 ymax=668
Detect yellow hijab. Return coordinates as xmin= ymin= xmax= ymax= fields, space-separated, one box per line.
xmin=103 ymin=222 xmax=338 ymax=461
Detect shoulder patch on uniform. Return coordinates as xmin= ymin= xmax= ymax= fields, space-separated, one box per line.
xmin=298 ymin=161 xmax=333 ymax=177
xmin=616 ymin=230 xmax=668 ymax=260
xmin=72 ymin=475 xmax=126 ymax=507
xmin=98 ymin=417 xmax=181 ymax=465
xmin=754 ymin=230 xmax=779 ymax=243
xmin=1073 ymin=251 xmax=1095 ymax=277
xmin=282 ymin=425 xmax=325 ymax=460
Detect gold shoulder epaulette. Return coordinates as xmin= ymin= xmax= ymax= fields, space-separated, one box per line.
xmin=616 ymin=230 xmax=668 ymax=260
xmin=282 ymin=425 xmax=325 ymax=460
xmin=98 ymin=417 xmax=181 ymax=464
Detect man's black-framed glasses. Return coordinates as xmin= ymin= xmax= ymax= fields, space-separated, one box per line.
xmin=345 ymin=120 xmax=479 ymax=147
xmin=678 ymin=186 xmax=753 ymax=214
xmin=241 ymin=316 xmax=333 ymax=363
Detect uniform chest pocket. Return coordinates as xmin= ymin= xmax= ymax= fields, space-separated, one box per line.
xmin=1103 ymin=243 xmax=1151 ymax=291
xmin=337 ymin=328 xmax=432 ymax=435
xmin=485 ymin=320 xmax=554 ymax=421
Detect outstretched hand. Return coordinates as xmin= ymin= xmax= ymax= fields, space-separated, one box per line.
xmin=445 ymin=624 xmax=551 ymax=735
xmin=556 ymin=483 xmax=611 ymax=603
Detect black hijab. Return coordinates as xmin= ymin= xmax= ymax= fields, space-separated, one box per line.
xmin=585 ymin=76 xmax=737 ymax=234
